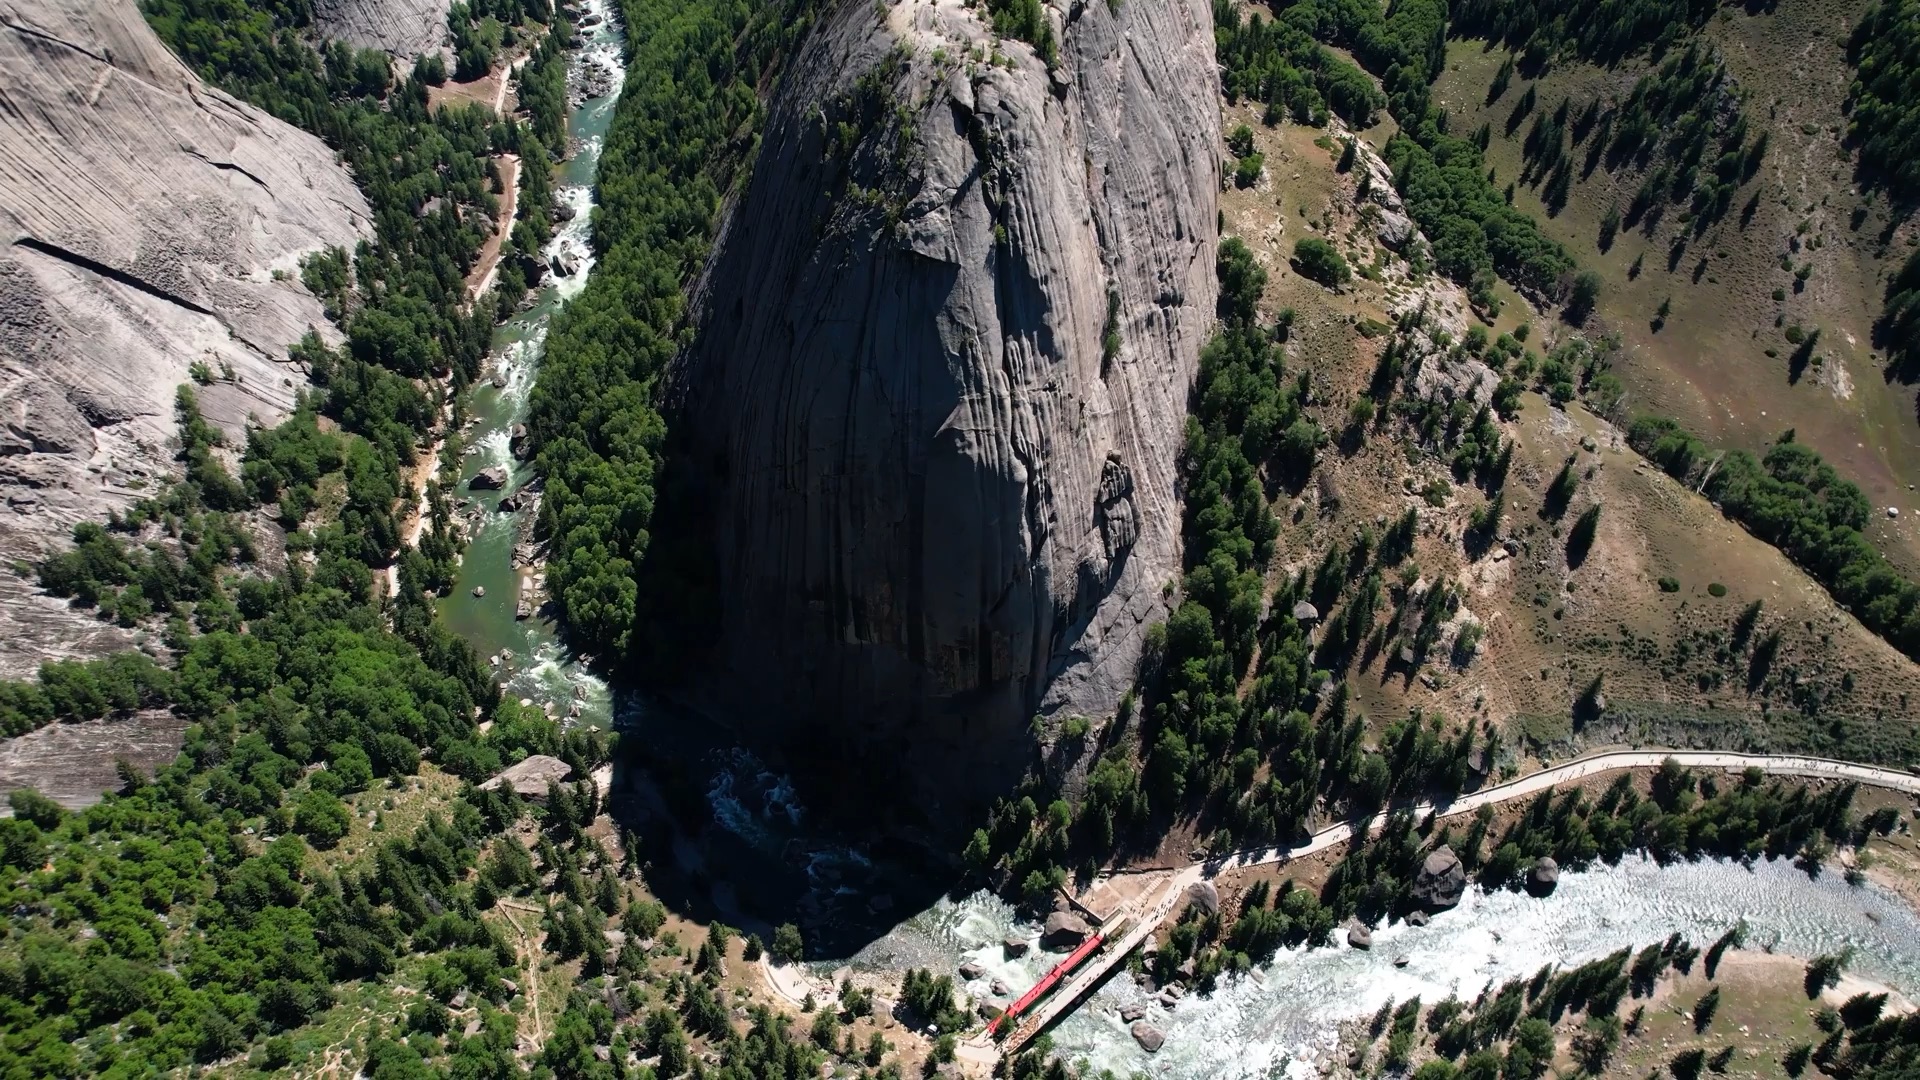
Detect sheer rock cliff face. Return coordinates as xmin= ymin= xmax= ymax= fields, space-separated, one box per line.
xmin=674 ymin=0 xmax=1219 ymax=823
xmin=310 ymin=0 xmax=450 ymax=59
xmin=0 ymin=0 xmax=370 ymax=676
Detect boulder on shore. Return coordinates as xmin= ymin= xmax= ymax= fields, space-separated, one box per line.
xmin=1527 ymin=856 xmax=1560 ymax=896
xmin=1184 ymin=880 xmax=1220 ymax=917
xmin=1131 ymin=1021 xmax=1166 ymax=1053
xmin=470 ymin=465 xmax=508 ymax=490
xmin=1041 ymin=911 xmax=1091 ymax=952
xmin=1412 ymin=845 xmax=1467 ymax=910
xmin=480 ymin=754 xmax=572 ymax=798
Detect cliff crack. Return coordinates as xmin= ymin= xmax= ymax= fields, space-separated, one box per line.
xmin=0 ymin=16 xmax=113 ymax=67
xmin=12 ymin=236 xmax=217 ymax=317
xmin=182 ymin=147 xmax=274 ymax=194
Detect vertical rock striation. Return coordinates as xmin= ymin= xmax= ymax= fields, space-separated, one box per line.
xmin=671 ymin=0 xmax=1219 ymax=822
xmin=0 ymin=0 xmax=370 ymax=676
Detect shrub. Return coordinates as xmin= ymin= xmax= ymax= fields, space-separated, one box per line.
xmin=772 ymin=922 xmax=805 ymax=964
xmin=1567 ymin=504 xmax=1600 ymax=567
xmin=1235 ymin=152 xmax=1266 ymax=188
xmin=1293 ymin=237 xmax=1352 ymax=287
xmin=1567 ymin=270 xmax=1604 ymax=322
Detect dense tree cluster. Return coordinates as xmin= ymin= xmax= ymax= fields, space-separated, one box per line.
xmin=0 ymin=652 xmax=174 ymax=737
xmin=1847 ymin=1 xmax=1920 ymax=202
xmin=1881 ymin=249 xmax=1920 ymax=381
xmin=1450 ymin=0 xmax=1723 ymax=68
xmin=530 ymin=0 xmax=805 ymax=660
xmin=1190 ymin=760 xmax=1862 ymax=1000
xmin=1215 ymin=0 xmax=1385 ymax=128
xmin=984 ymin=0 xmax=1058 ymax=68
xmin=1386 ymin=128 xmax=1578 ymax=307
xmin=1629 ymin=418 xmax=1920 ymax=663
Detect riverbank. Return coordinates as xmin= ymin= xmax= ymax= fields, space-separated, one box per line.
xmin=429 ymin=0 xmax=620 ymax=726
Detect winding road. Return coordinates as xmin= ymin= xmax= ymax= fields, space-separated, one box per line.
xmin=1203 ymin=749 xmax=1920 ymax=878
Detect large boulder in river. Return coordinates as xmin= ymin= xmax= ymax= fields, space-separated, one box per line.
xmin=1346 ymin=922 xmax=1373 ymax=950
xmin=470 ymin=466 xmax=508 ymax=491
xmin=1131 ymin=1021 xmax=1166 ymax=1053
xmin=1527 ymin=856 xmax=1560 ymax=897
xmin=662 ymin=0 xmax=1220 ymax=824
xmin=1040 ymin=911 xmax=1091 ymax=952
xmin=1412 ymin=845 xmax=1467 ymax=910
xmin=1002 ymin=935 xmax=1030 ymax=959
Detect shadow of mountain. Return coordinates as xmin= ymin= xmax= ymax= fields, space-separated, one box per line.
xmin=604 ymin=696 xmax=969 ymax=961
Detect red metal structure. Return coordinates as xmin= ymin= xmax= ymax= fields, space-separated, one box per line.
xmin=986 ymin=932 xmax=1107 ymax=1038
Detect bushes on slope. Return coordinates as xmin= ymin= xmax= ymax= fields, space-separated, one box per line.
xmin=1847 ymin=0 xmax=1920 ymax=202
xmin=1629 ymin=417 xmax=1920 ymax=662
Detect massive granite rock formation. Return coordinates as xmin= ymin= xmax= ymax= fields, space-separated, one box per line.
xmin=672 ymin=0 xmax=1219 ymax=822
xmin=310 ymin=0 xmax=450 ymax=59
xmin=0 ymin=0 xmax=370 ymax=676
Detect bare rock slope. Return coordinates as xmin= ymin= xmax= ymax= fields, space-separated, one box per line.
xmin=0 ymin=0 xmax=370 ymax=676
xmin=310 ymin=0 xmax=450 ymax=59
xmin=673 ymin=0 xmax=1219 ymax=818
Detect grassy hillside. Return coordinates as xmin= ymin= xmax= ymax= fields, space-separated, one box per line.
xmin=1216 ymin=97 xmax=1920 ymax=767
xmin=1425 ymin=0 xmax=1920 ymax=576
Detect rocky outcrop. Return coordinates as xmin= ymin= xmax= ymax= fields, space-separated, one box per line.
xmin=670 ymin=0 xmax=1219 ymax=822
xmin=480 ymin=753 xmax=573 ymax=797
xmin=310 ymin=0 xmax=450 ymax=58
xmin=0 ymin=0 xmax=370 ymax=677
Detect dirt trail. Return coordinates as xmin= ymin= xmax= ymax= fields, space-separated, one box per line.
xmin=386 ymin=61 xmax=530 ymax=600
